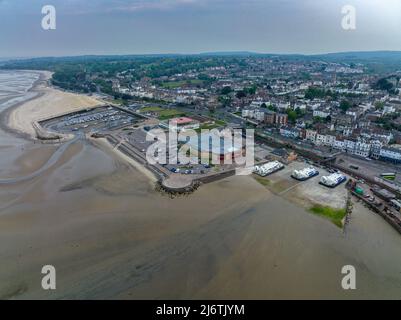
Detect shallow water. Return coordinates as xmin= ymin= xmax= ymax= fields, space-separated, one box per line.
xmin=0 ymin=71 xmax=400 ymax=300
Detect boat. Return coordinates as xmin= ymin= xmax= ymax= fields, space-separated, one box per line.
xmin=319 ymin=173 xmax=347 ymax=188
xmin=291 ymin=167 xmax=319 ymax=181
xmin=253 ymin=161 xmax=285 ymax=177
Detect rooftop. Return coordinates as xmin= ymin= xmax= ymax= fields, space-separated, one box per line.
xmin=171 ymin=117 xmax=196 ymax=125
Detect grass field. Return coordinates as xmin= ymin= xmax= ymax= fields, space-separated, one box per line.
xmin=158 ymin=109 xmax=186 ymax=120
xmin=140 ymin=106 xmax=164 ymax=113
xmin=195 ymin=123 xmax=221 ymax=133
xmin=214 ymin=119 xmax=227 ymax=126
xmin=139 ymin=106 xmax=186 ymax=120
xmin=161 ymin=80 xmax=203 ymax=89
xmin=254 ymin=176 xmax=271 ymax=187
xmin=309 ymin=204 xmax=347 ymax=228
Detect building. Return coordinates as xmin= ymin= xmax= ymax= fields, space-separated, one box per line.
xmin=354 ymin=141 xmax=371 ymax=158
xmin=242 ymin=109 xmax=253 ymax=118
xmin=265 ymin=111 xmax=276 ymax=124
xmin=370 ymin=140 xmax=383 ymax=159
xmin=342 ymin=137 xmax=372 ymax=157
xmin=313 ymin=108 xmax=330 ymax=119
xmin=379 ymin=146 xmax=401 ymax=164
xmin=188 ymin=131 xmax=244 ymax=164
xmin=169 ymin=117 xmax=200 ymax=132
xmin=346 ymin=107 xmax=363 ymax=120
xmin=275 ymin=113 xmax=288 ymax=126
xmin=242 ymin=109 xmax=269 ymax=123
xmin=254 ymin=110 xmax=267 ymax=122
xmin=344 ymin=139 xmax=356 ymax=153
xmin=315 ymin=133 xmax=326 ymax=146
xmin=305 ymin=129 xmax=317 ymax=143
xmin=270 ymin=148 xmax=298 ymax=163
xmin=334 ymin=137 xmax=346 ymax=150
xmin=324 ymin=134 xmax=336 ymax=147
xmin=383 ymin=105 xmax=396 ymax=115
xmin=280 ymin=126 xmax=300 ymax=139
xmin=294 ymin=102 xmax=307 ymax=111
xmin=277 ymin=102 xmax=290 ymax=111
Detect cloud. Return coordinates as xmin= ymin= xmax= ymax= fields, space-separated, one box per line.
xmin=0 ymin=0 xmax=207 ymax=15
xmin=58 ymin=0 xmax=206 ymax=14
xmin=115 ymin=0 xmax=201 ymax=12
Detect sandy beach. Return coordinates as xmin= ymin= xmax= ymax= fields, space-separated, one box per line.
xmin=5 ymin=71 xmax=102 ymax=139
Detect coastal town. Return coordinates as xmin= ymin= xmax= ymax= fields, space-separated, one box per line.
xmin=45 ymin=55 xmax=401 ymax=168
xmin=3 ymin=54 xmax=401 ymax=233
xmin=3 ymin=0 xmax=401 ymax=302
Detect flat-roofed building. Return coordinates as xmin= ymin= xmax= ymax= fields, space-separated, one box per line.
xmin=169 ymin=117 xmax=200 ymax=132
xmin=275 ymin=113 xmax=288 ymax=126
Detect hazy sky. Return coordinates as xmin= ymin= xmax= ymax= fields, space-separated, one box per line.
xmin=1 ymin=0 xmax=401 ymax=57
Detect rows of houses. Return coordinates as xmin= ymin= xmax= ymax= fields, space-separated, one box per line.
xmin=279 ymin=126 xmax=401 ymax=163
xmin=242 ymin=109 xmax=288 ymax=126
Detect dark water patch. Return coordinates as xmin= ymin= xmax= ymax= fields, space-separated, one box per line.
xmin=0 ymin=282 xmax=28 ymax=300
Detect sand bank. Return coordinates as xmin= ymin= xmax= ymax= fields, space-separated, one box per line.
xmin=90 ymin=136 xmax=158 ymax=184
xmin=5 ymin=71 xmax=102 ymax=139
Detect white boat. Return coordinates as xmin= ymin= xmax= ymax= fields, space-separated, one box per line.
xmin=291 ymin=167 xmax=319 ymax=181
xmin=253 ymin=161 xmax=285 ymax=177
xmin=320 ymin=173 xmax=347 ymax=188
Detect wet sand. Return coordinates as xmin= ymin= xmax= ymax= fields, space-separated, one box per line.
xmin=0 ymin=71 xmax=401 ymax=300
xmin=1 ymin=142 xmax=401 ymax=300
xmin=4 ymin=71 xmax=101 ymax=139
xmin=90 ymin=137 xmax=158 ymax=184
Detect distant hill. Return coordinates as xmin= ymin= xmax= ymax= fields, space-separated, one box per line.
xmin=2 ymin=51 xmax=401 ymax=74
xmin=313 ymin=51 xmax=401 ymax=62
xmin=197 ymin=50 xmax=401 ymax=62
xmin=3 ymin=50 xmax=401 ymax=61
xmin=198 ymin=51 xmax=260 ymax=57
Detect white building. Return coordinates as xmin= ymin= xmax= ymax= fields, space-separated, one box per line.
xmin=380 ymin=147 xmax=401 ymax=163
xmin=305 ymin=130 xmax=317 ymax=143
xmin=294 ymin=103 xmax=307 ymax=111
xmin=334 ymin=139 xmax=346 ymax=150
xmin=315 ymin=133 xmax=325 ymax=146
xmin=277 ymin=102 xmax=291 ymax=111
xmin=383 ymin=105 xmax=396 ymax=115
xmin=313 ymin=108 xmax=330 ymax=118
xmin=354 ymin=141 xmax=371 ymax=158
xmin=324 ymin=134 xmax=336 ymax=147
xmin=345 ymin=139 xmax=356 ymax=153
xmin=242 ymin=109 xmax=253 ymax=118
xmin=254 ymin=110 xmax=266 ymax=122
xmin=370 ymin=140 xmax=383 ymax=159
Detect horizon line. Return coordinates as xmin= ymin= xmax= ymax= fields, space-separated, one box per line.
xmin=2 ymin=49 xmax=401 ymax=61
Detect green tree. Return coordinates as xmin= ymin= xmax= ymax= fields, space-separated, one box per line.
xmin=236 ymin=90 xmax=247 ymax=99
xmin=305 ymin=87 xmax=326 ymax=100
xmin=287 ymin=109 xmax=298 ymax=123
xmin=245 ymin=86 xmax=257 ymax=95
xmin=375 ymin=101 xmax=384 ymax=110
xmin=340 ymin=100 xmax=352 ymax=113
xmin=221 ymin=86 xmax=232 ymax=95
xmin=218 ymin=95 xmax=231 ymax=107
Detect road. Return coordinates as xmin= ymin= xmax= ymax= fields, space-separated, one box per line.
xmin=336 ymin=153 xmax=401 ymax=185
